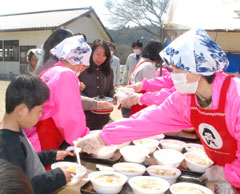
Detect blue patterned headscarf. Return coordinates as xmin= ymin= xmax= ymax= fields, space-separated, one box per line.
xmin=160 ymin=29 xmax=229 ymax=76
xmin=51 ymin=35 xmax=92 ymax=66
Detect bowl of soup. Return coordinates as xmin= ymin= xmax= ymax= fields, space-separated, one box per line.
xmin=147 ymin=165 xmax=181 ymax=184
xmin=184 ymin=143 xmax=205 ymax=154
xmin=133 ymin=138 xmax=160 ymax=154
xmin=93 ymin=145 xmax=118 ymax=159
xmin=184 ymin=152 xmax=214 ymax=173
xmin=112 ymin=162 xmax=146 ymax=179
xmin=51 ymin=161 xmax=87 ymax=185
xmin=128 ymin=176 xmax=170 ymax=194
xmin=170 ymin=182 xmax=214 ymax=194
xmin=160 ymin=139 xmax=186 ymax=152
xmin=153 ymin=149 xmax=184 ymax=168
xmin=88 ymin=171 xmax=127 ymax=194
xmin=120 ymin=145 xmax=149 ymax=164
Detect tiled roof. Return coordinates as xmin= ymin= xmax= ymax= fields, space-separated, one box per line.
xmin=0 ymin=8 xmax=91 ymax=31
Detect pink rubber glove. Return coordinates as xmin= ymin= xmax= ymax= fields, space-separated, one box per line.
xmin=200 ymin=165 xmax=227 ymax=182
xmin=126 ymin=82 xmax=142 ymax=93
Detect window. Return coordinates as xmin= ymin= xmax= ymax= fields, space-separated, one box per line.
xmin=20 ymin=46 xmax=36 ymax=64
xmin=0 ymin=41 xmax=2 ymax=61
xmin=4 ymin=40 xmax=19 ymax=61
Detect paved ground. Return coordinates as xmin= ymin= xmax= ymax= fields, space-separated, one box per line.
xmin=0 ymin=80 xmax=123 ymax=121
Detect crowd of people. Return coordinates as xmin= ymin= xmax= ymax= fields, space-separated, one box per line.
xmin=0 ymin=28 xmax=239 ymax=194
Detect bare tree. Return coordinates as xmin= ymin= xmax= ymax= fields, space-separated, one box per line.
xmin=105 ymin=0 xmax=170 ymax=43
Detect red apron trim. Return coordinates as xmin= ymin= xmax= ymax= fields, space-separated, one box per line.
xmin=190 ymin=75 xmax=237 ymax=165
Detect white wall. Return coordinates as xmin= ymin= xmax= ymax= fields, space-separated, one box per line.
xmin=0 ymin=30 xmax=52 ymax=76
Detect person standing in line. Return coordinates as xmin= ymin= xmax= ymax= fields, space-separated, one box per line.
xmin=121 ymin=40 xmax=143 ymax=118
xmin=108 ymin=42 xmax=121 ymax=88
xmin=26 ymin=49 xmax=43 ymax=73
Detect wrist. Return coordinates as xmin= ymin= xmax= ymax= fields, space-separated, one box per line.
xmin=96 ymin=135 xmax=105 ymax=146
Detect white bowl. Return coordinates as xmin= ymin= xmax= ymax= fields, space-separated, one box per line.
xmin=184 ymin=143 xmax=206 ymax=154
xmin=93 ymin=145 xmax=118 ymax=159
xmin=184 ymin=152 xmax=214 ymax=173
xmin=51 ymin=161 xmax=87 ymax=185
xmin=128 ymin=176 xmax=170 ymax=194
xmin=160 ymin=139 xmax=186 ymax=152
xmin=153 ymin=149 xmax=184 ymax=168
xmin=133 ymin=138 xmax=160 ymax=154
xmin=88 ymin=171 xmax=127 ymax=194
xmin=112 ymin=162 xmax=146 ymax=179
xmin=149 ymin=134 xmax=165 ymax=141
xmin=170 ymin=182 xmax=214 ymax=194
xmin=120 ymin=145 xmax=149 ymax=164
xmin=147 ymin=165 xmax=181 ymax=184
xmin=117 ymin=141 xmax=131 ymax=150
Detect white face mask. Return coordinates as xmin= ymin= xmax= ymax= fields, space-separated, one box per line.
xmin=133 ymin=49 xmax=141 ymax=55
xmin=110 ymin=51 xmax=114 ymax=56
xmin=171 ymin=73 xmax=199 ymax=94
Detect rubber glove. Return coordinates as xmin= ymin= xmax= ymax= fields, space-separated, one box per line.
xmin=120 ymin=92 xmax=142 ymax=107
xmin=126 ymin=82 xmax=143 ymax=93
xmin=200 ymin=165 xmax=227 ymax=182
xmin=74 ymin=133 xmax=105 ymax=154
xmin=215 ymin=182 xmax=237 ymax=194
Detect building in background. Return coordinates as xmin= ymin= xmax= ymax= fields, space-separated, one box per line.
xmin=0 ymin=7 xmax=112 ymax=79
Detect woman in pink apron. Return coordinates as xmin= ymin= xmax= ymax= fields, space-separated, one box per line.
xmin=26 ymin=35 xmax=91 ymax=151
xmin=76 ymin=29 xmax=240 ymax=192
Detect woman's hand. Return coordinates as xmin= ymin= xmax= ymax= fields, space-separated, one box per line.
xmin=56 ymin=150 xmax=74 ymax=161
xmin=79 ymin=82 xmax=86 ymax=91
xmin=97 ymin=101 xmax=114 ymax=109
xmin=60 ymin=168 xmax=76 ymax=183
xmin=126 ymin=82 xmax=142 ymax=93
xmin=75 ymin=134 xmax=105 ymax=154
xmin=200 ymin=165 xmax=227 ymax=182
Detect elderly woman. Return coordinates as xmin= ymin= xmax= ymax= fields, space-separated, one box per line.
xmin=76 ymin=29 xmax=240 ymax=193
xmin=25 ymin=35 xmax=91 ymax=151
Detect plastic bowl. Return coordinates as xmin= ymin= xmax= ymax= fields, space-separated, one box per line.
xmin=51 ymin=161 xmax=87 ymax=185
xmin=88 ymin=171 xmax=127 ymax=194
xmin=128 ymin=176 xmax=170 ymax=194
xmin=184 ymin=143 xmax=205 ymax=154
xmin=184 ymin=152 xmax=214 ymax=173
xmin=117 ymin=141 xmax=131 ymax=150
xmin=170 ymin=182 xmax=214 ymax=194
xmin=120 ymin=145 xmax=149 ymax=164
xmin=112 ymin=162 xmax=146 ymax=179
xmin=153 ymin=149 xmax=184 ymax=168
xmin=147 ymin=165 xmax=181 ymax=184
xmin=93 ymin=145 xmax=118 ymax=159
xmin=149 ymin=134 xmax=165 ymax=141
xmin=133 ymin=138 xmax=160 ymax=154
xmin=160 ymin=139 xmax=186 ymax=152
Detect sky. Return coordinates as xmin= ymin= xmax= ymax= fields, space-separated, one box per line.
xmin=0 ymin=0 xmax=113 ymax=27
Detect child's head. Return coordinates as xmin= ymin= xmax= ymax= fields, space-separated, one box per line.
xmin=5 ymin=74 xmax=50 ymax=129
xmin=0 ymin=159 xmax=33 ymax=194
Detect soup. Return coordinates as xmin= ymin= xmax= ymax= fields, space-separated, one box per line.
xmin=94 ymin=174 xmax=122 ymax=184
xmin=150 ymin=168 xmax=176 ymax=176
xmin=187 ymin=155 xmax=213 ymax=165
xmin=132 ymin=179 xmax=163 ymax=190
xmin=173 ymin=186 xmax=206 ymax=194
xmin=115 ymin=165 xmax=142 ymax=173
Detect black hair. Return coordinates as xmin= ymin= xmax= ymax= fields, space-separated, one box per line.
xmin=132 ymin=40 xmax=143 ymax=48
xmin=202 ymin=74 xmax=216 ymax=84
xmin=0 ymin=159 xmax=33 ymax=194
xmin=203 ymin=128 xmax=215 ymax=139
xmin=6 ymin=74 xmax=50 ymax=114
xmin=107 ymin=42 xmax=115 ymax=50
xmin=141 ymin=41 xmax=163 ymax=63
xmin=27 ymin=51 xmax=34 ymax=64
xmin=87 ymin=40 xmax=111 ymax=76
xmin=43 ymin=28 xmax=73 ymax=64
xmin=74 ymin=33 xmax=87 ymax=41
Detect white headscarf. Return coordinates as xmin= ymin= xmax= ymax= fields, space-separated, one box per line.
xmin=26 ymin=48 xmax=43 ymax=63
xmin=160 ymin=29 xmax=229 ymax=76
xmin=50 ymin=35 xmax=92 ymax=66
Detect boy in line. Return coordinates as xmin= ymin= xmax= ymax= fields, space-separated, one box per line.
xmin=0 ymin=74 xmax=75 ymax=194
